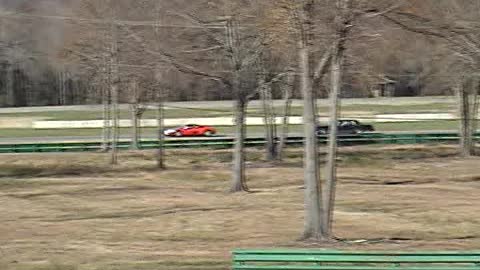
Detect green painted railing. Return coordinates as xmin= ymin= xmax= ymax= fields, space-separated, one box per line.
xmin=232 ymin=249 xmax=480 ymax=270
xmin=0 ymin=132 xmax=478 ymax=153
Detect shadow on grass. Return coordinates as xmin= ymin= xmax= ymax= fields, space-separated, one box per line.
xmin=0 ymin=163 xmax=160 ymax=179
xmin=0 ymin=164 xmax=111 ymax=178
xmin=3 ymin=263 xmax=79 ymax=270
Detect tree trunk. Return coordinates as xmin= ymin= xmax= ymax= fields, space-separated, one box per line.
xmin=109 ymin=21 xmax=119 ymax=165
xmin=277 ymin=75 xmax=293 ymax=161
xmin=130 ymin=103 xmax=140 ymax=150
xmin=456 ymin=80 xmax=475 ymax=157
xmin=267 ymin=87 xmax=278 ymax=160
xmin=261 ymin=83 xmax=277 ymax=161
xmin=225 ymin=18 xmax=248 ymax=192
xmin=323 ymin=41 xmax=345 ymax=237
xmin=469 ymin=81 xmax=479 ymax=155
xmin=471 ymin=83 xmax=479 ymax=140
xmin=5 ymin=63 xmax=14 ymax=107
xmin=59 ymin=71 xmax=67 ymax=105
xmin=231 ymin=98 xmax=248 ymax=193
xmin=157 ymin=93 xmax=166 ymax=169
xmin=101 ymin=60 xmax=111 ymax=153
xmin=110 ymin=82 xmax=119 ymax=165
xmin=129 ymin=80 xmax=142 ymax=150
xmin=58 ymin=71 xmax=62 ymax=105
xmin=101 ymin=81 xmax=111 ymax=152
xmin=299 ymin=44 xmax=325 ymax=240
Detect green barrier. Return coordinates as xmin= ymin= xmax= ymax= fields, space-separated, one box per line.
xmin=0 ymin=132 xmax=478 ymax=154
xmin=232 ymin=249 xmax=480 ymax=270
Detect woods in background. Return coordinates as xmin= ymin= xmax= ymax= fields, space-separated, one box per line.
xmin=0 ymin=0 xmax=468 ymax=107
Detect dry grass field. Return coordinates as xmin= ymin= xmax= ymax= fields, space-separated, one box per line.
xmin=1 ymin=145 xmax=480 ymax=269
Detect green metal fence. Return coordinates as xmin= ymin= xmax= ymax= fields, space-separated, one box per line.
xmin=232 ymin=249 xmax=480 ymax=270
xmin=0 ymin=132 xmax=478 ymax=154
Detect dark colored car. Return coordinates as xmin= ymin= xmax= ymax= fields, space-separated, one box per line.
xmin=316 ymin=120 xmax=375 ymax=136
xmin=163 ymin=124 xmax=217 ymax=137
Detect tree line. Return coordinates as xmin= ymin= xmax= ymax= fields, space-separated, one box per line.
xmin=0 ymin=0 xmax=466 ymax=107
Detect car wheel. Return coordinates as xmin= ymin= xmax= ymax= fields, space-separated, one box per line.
xmin=204 ymin=131 xmax=213 ymax=137
xmin=175 ymin=131 xmax=182 ymax=137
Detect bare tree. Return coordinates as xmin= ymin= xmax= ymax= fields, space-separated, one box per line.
xmin=153 ymin=67 xmax=174 ymax=170
xmin=455 ymin=77 xmax=479 ymax=156
xmin=276 ymin=72 xmax=294 ymax=160
xmin=109 ymin=14 xmax=120 ymax=165
xmin=120 ymin=1 xmax=288 ymax=192
xmin=285 ymin=0 xmax=400 ymax=240
xmin=153 ymin=4 xmax=166 ymax=170
xmin=100 ymin=55 xmax=112 ymax=152
xmin=4 ymin=62 xmax=14 ymax=107
xmin=56 ymin=0 xmax=118 ymax=155
xmin=323 ymin=0 xmax=350 ymax=237
xmin=156 ymin=87 xmax=166 ymax=169
xmin=291 ymin=0 xmax=331 ymax=240
xmin=129 ymin=79 xmax=147 ymax=150
xmin=259 ymin=70 xmax=278 ymax=161
xmin=226 ymin=18 xmax=250 ymax=192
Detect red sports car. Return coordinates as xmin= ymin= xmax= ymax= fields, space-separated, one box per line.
xmin=163 ymin=124 xmax=217 ymax=137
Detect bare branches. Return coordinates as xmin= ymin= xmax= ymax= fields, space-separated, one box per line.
xmin=381 ymin=13 xmax=447 ymax=39
xmin=383 ymin=11 xmax=480 ymax=68
xmin=313 ymin=46 xmax=333 ymax=83
xmin=246 ymin=69 xmax=292 ymax=101
xmin=123 ymin=25 xmax=230 ymax=86
xmin=381 ymin=2 xmax=480 ymax=156
xmin=166 ymin=11 xmax=227 ymax=45
xmin=361 ymin=3 xmax=403 ymax=19
xmin=0 ymin=10 xmax=228 ymax=29
xmin=181 ymin=46 xmax=223 ymax=53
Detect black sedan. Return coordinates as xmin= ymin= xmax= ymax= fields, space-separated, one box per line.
xmin=316 ymin=120 xmax=375 ymax=136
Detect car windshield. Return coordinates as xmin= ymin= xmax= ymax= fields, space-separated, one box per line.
xmin=339 ymin=120 xmax=358 ymax=125
xmin=181 ymin=125 xmax=198 ymax=129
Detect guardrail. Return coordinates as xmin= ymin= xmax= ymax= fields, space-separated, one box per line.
xmin=0 ymin=132 xmax=478 ymax=154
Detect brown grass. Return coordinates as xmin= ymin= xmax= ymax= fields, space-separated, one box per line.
xmin=1 ymin=145 xmax=480 ymax=269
